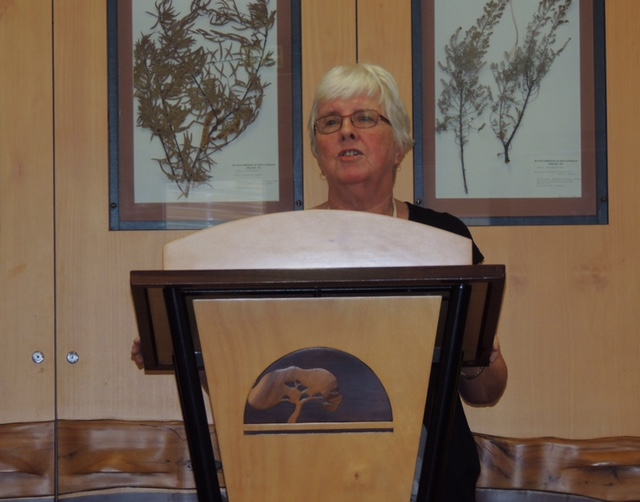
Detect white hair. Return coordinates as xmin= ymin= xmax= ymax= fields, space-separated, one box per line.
xmin=308 ymin=63 xmax=414 ymax=156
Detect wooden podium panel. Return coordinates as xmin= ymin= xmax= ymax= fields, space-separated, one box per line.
xmin=194 ymin=295 xmax=441 ymax=502
xmin=163 ymin=210 xmax=472 ymax=270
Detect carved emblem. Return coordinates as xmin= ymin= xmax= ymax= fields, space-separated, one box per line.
xmin=244 ymin=348 xmax=392 ymax=433
xmin=247 ymin=366 xmax=343 ymax=423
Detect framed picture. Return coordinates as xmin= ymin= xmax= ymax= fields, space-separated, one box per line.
xmin=108 ymin=0 xmax=302 ymax=230
xmin=412 ymin=0 xmax=608 ymax=225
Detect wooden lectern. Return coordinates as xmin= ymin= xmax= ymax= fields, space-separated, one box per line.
xmin=131 ymin=211 xmax=505 ymax=502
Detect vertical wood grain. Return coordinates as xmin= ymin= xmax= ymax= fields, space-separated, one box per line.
xmin=301 ymin=0 xmax=357 ymax=208
xmin=53 ymin=0 xmax=187 ymax=422
xmin=357 ymin=0 xmax=414 ymax=204
xmin=0 ymin=0 xmax=56 ymax=425
xmin=464 ymin=0 xmax=640 ymax=438
xmin=0 ymin=0 xmax=55 ymax=496
xmin=49 ymin=0 xmax=640 ymax=441
xmin=0 ymin=4 xmax=639 ymax=498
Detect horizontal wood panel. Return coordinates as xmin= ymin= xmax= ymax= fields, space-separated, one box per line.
xmin=476 ymin=434 xmax=640 ymax=501
xmin=5 ymin=420 xmax=639 ymax=501
xmin=0 ymin=422 xmax=54 ymax=498
xmin=0 ymin=420 xmax=218 ymax=498
xmin=57 ymin=420 xmax=221 ymax=495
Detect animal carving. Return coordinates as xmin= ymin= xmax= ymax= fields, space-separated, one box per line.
xmin=247 ymin=366 xmax=343 ymax=423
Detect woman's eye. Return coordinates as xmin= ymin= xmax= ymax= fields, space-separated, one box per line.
xmin=355 ymin=113 xmax=374 ymax=124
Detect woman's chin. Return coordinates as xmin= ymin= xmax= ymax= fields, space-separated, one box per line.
xmin=332 ymin=166 xmax=374 ymax=184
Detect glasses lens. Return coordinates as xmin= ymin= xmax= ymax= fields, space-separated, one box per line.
xmin=352 ymin=110 xmax=379 ymax=129
xmin=316 ymin=115 xmax=341 ymax=134
xmin=315 ymin=110 xmax=384 ymax=134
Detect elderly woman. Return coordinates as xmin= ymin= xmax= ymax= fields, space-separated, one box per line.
xmin=133 ymin=62 xmax=508 ymax=501
xmin=308 ymin=62 xmax=508 ymax=501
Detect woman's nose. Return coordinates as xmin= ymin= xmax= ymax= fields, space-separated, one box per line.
xmin=339 ymin=118 xmax=357 ymax=139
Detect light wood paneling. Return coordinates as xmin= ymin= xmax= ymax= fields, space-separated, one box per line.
xmin=464 ymin=1 xmax=640 ymax=439
xmin=53 ymin=0 xmax=187 ymax=422
xmin=357 ymin=0 xmax=414 ymax=204
xmin=198 ymin=296 xmax=439 ymax=501
xmin=50 ymin=0 xmax=640 ymax=441
xmin=301 ymin=0 xmax=357 ymax=208
xmin=2 ymin=1 xmax=640 ymax=497
xmin=0 ymin=0 xmax=55 ymax=425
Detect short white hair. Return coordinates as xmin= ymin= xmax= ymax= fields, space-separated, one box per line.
xmin=308 ymin=63 xmax=414 ymax=156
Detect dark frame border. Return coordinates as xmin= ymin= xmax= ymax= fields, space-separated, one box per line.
xmin=412 ymin=0 xmax=608 ymax=226
xmin=131 ymin=265 xmax=505 ymax=373
xmin=108 ymin=0 xmax=303 ymax=230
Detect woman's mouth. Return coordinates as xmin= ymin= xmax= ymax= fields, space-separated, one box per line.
xmin=339 ymin=149 xmax=362 ymax=158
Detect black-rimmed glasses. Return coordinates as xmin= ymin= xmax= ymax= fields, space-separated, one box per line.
xmin=314 ymin=109 xmax=391 ymax=135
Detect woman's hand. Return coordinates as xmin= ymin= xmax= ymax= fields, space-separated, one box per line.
xmin=459 ymin=336 xmax=508 ymax=407
xmin=131 ymin=337 xmax=145 ymax=370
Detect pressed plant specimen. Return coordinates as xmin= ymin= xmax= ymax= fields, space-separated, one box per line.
xmin=435 ymin=0 xmax=508 ymax=194
xmin=489 ymin=0 xmax=572 ymax=164
xmin=134 ymin=0 xmax=276 ymax=198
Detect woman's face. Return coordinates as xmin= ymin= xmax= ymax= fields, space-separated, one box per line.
xmin=313 ymin=95 xmax=405 ymax=192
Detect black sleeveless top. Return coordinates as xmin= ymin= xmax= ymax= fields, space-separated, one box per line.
xmin=408 ymin=202 xmax=482 ymax=501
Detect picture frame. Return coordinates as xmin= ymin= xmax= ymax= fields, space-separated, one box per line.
xmin=108 ymin=0 xmax=302 ymax=230
xmin=412 ymin=0 xmax=608 ymax=225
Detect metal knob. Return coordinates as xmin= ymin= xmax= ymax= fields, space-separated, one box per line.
xmin=66 ymin=351 xmax=80 ymax=364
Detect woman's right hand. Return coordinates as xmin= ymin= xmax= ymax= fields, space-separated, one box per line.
xmin=131 ymin=337 xmax=145 ymax=369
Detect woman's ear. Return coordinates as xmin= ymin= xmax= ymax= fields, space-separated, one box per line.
xmin=394 ymin=145 xmax=406 ymax=167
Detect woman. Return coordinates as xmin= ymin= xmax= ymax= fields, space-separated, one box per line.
xmin=308 ymin=62 xmax=508 ymax=500
xmin=132 ymin=62 xmax=508 ymax=500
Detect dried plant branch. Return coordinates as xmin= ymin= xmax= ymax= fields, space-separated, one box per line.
xmin=134 ymin=0 xmax=276 ymax=198
xmin=489 ymin=0 xmax=572 ymax=164
xmin=436 ymin=0 xmax=508 ymax=194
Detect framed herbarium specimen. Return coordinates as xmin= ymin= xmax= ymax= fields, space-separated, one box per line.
xmin=108 ymin=0 xmax=302 ymax=230
xmin=412 ymin=0 xmax=608 ymax=225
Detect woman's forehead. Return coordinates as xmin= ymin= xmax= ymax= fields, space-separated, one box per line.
xmin=317 ymin=94 xmax=383 ymax=115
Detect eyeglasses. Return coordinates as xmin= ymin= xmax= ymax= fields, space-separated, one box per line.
xmin=314 ymin=109 xmax=391 ymax=135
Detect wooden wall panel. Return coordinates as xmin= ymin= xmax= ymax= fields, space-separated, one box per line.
xmin=475 ymin=434 xmax=640 ymax=500
xmin=0 ymin=1 xmax=55 ymax=497
xmin=357 ymin=0 xmax=414 ymax=204
xmin=464 ymin=0 xmax=640 ymax=439
xmin=53 ymin=0 xmax=186 ymax=422
xmin=0 ymin=0 xmax=55 ymax=425
xmin=2 ymin=1 xmax=640 ymax=497
xmin=301 ymin=0 xmax=357 ymax=208
xmin=0 ymin=422 xmax=54 ymax=498
xmin=49 ymin=0 xmax=640 ymax=441
xmin=301 ymin=1 xmax=414 ymax=208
